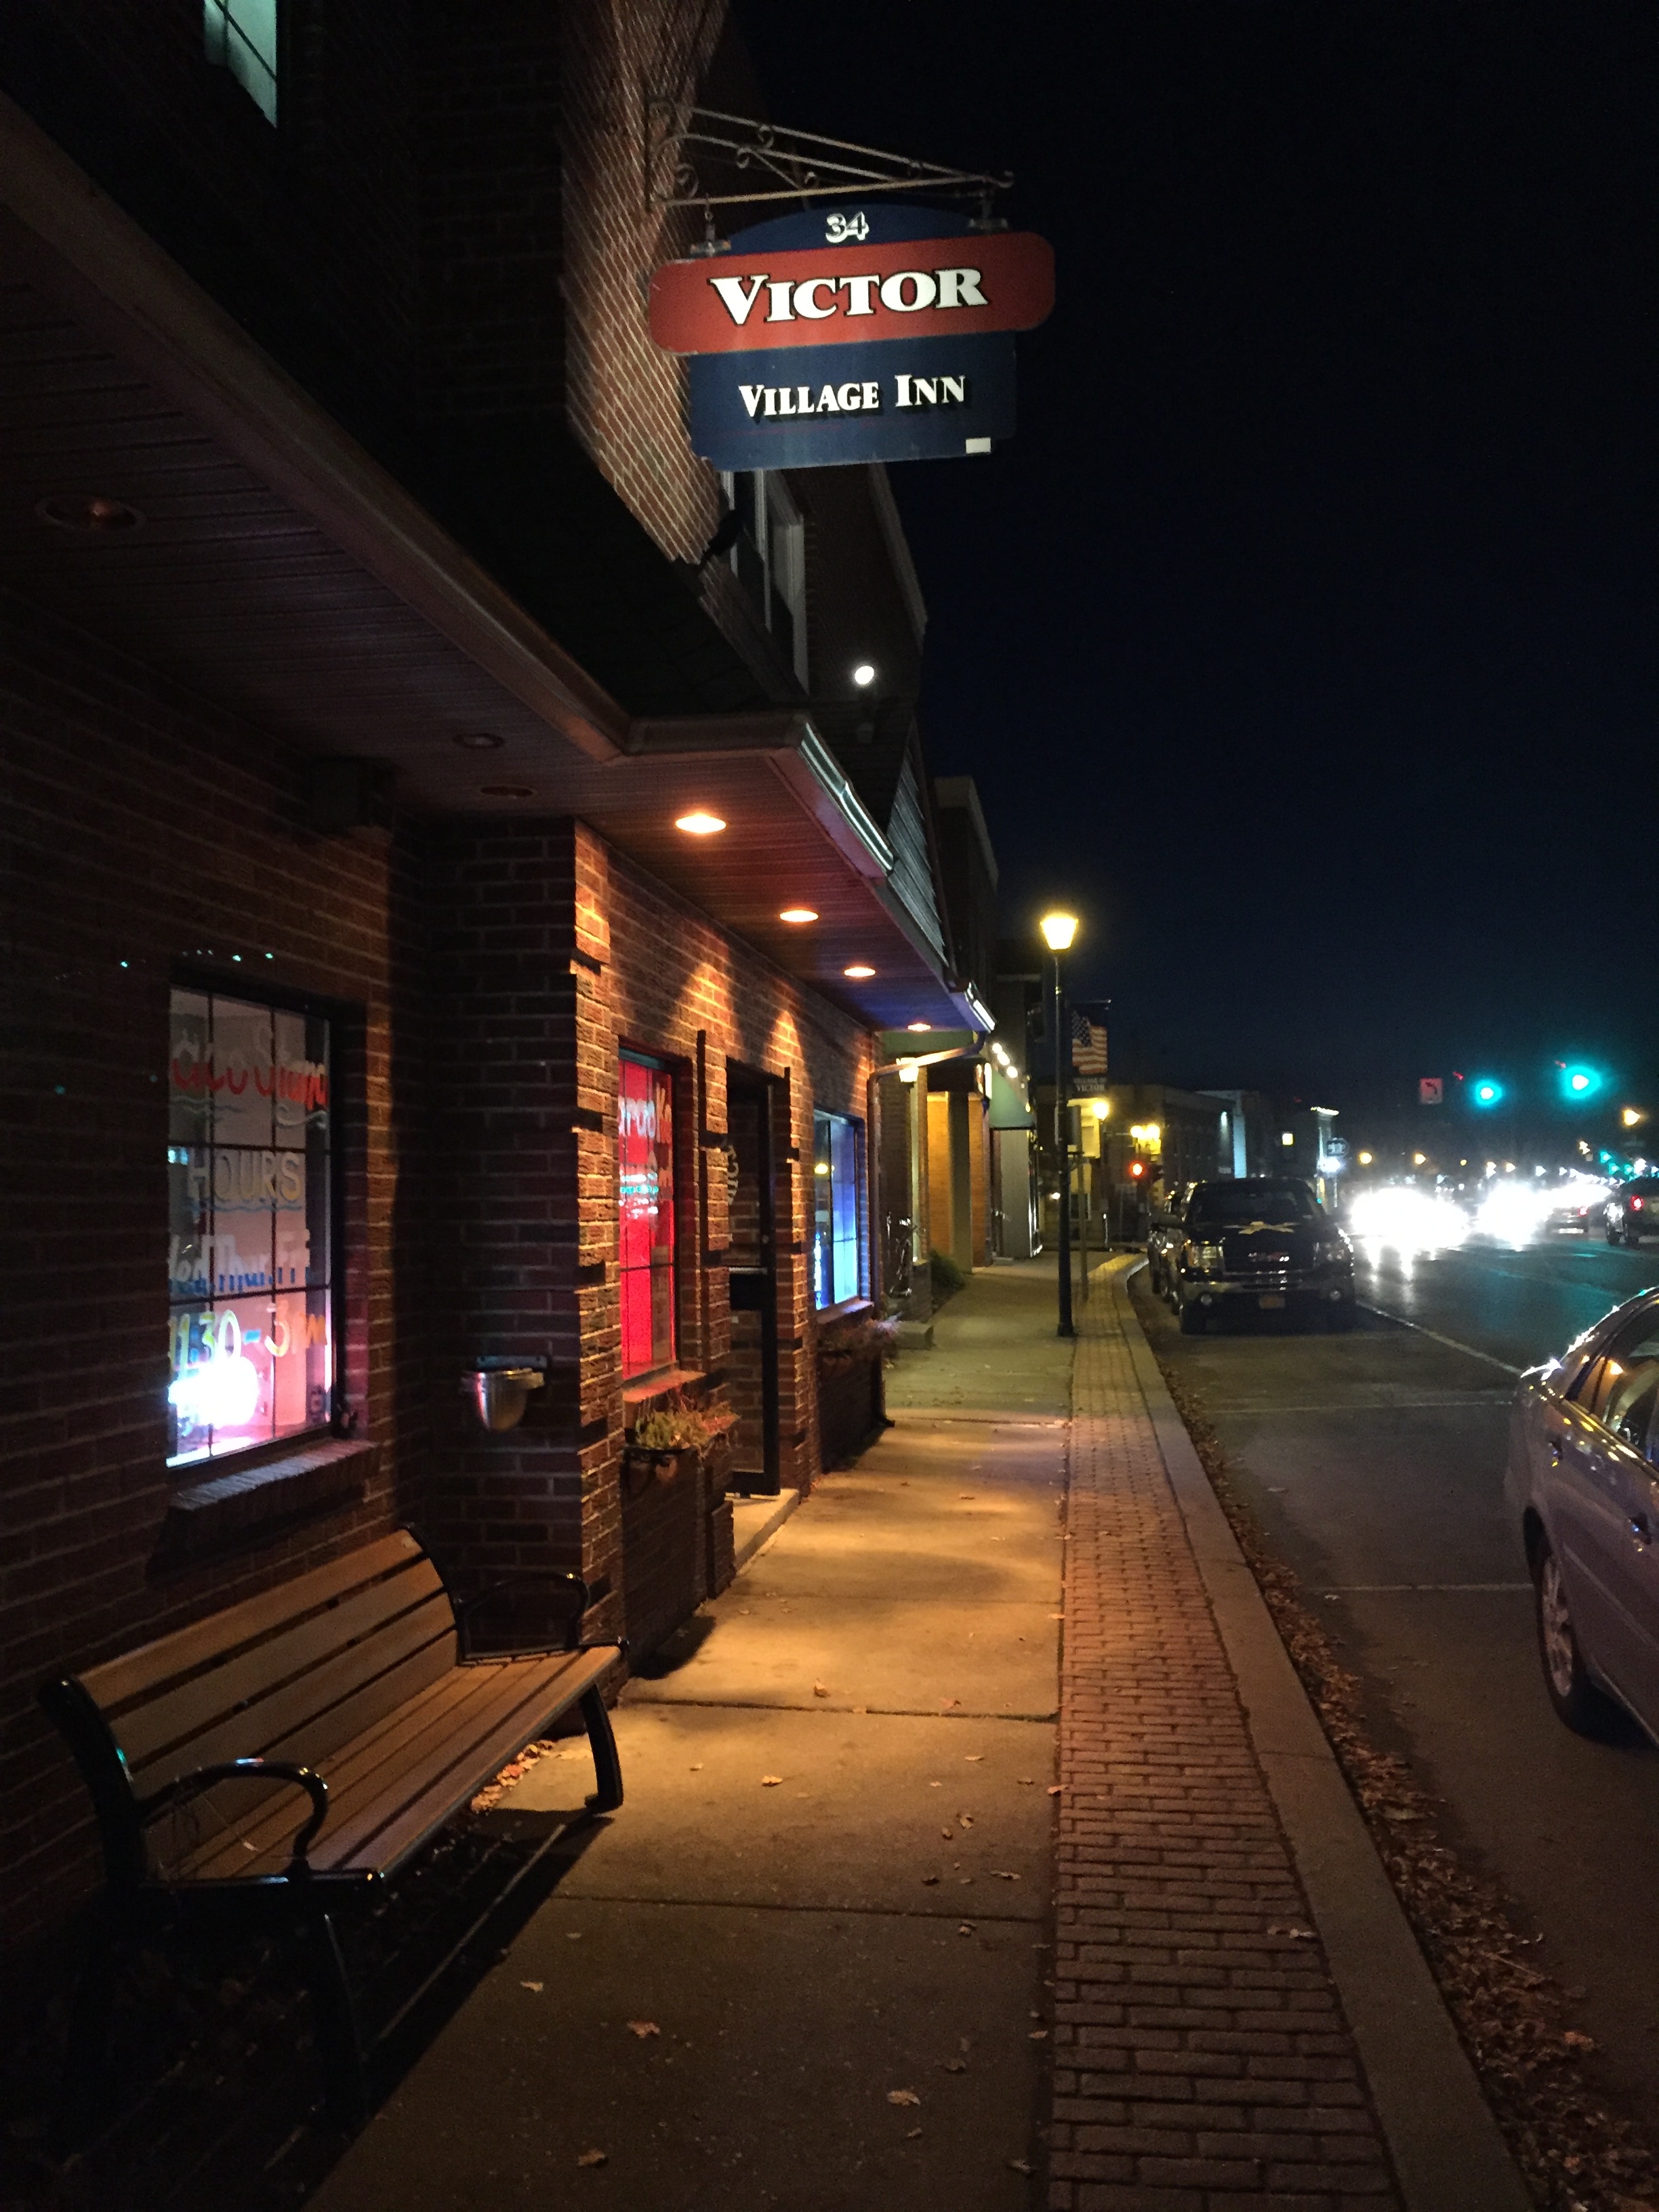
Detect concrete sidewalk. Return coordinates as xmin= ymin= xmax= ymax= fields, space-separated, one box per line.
xmin=308 ymin=1258 xmax=1527 ymax=2212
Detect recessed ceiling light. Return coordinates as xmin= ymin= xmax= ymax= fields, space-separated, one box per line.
xmin=37 ymin=493 xmax=144 ymax=533
xmin=453 ymin=730 xmax=504 ymax=750
xmin=779 ymin=907 xmax=818 ymax=924
xmin=676 ymin=811 xmax=726 ymax=834
xmin=907 ymin=1021 xmax=931 ymax=1032
xmin=479 ymin=784 xmax=535 ymax=799
xmin=843 ymin=964 xmax=876 ymax=979
xmin=852 ymin=662 xmax=876 ymax=687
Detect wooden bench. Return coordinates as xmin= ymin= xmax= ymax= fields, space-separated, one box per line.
xmin=41 ymin=1528 xmax=623 ymax=2119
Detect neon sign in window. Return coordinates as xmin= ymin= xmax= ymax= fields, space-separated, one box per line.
xmin=813 ymin=1110 xmax=863 ymax=1308
xmin=167 ymin=989 xmax=333 ymax=1465
xmin=619 ymin=1054 xmax=677 ymax=1378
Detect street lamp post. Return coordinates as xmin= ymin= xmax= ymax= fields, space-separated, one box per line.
xmin=1040 ymin=912 xmax=1080 ymax=1338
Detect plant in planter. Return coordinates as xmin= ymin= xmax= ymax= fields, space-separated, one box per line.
xmin=626 ymin=1395 xmax=735 ymax=1483
xmin=815 ymin=1311 xmax=900 ymax=1373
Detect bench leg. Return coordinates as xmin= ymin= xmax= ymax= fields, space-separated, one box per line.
xmin=296 ymin=1899 xmax=365 ymax=2126
xmin=62 ymin=1898 xmax=124 ymax=2136
xmin=580 ymin=1683 xmax=623 ymax=1813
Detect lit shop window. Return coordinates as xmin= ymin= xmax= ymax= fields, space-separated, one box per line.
xmin=205 ymin=0 xmax=279 ymax=123
xmin=167 ymin=989 xmax=333 ymax=1465
xmin=619 ymin=1053 xmax=677 ymax=1378
xmin=813 ymin=1110 xmax=863 ymax=1309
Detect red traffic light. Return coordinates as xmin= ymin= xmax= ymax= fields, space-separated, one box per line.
xmin=1126 ymin=1159 xmax=1147 ymax=1181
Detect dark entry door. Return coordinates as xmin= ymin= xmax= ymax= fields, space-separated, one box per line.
xmin=726 ymin=1067 xmax=781 ymax=1495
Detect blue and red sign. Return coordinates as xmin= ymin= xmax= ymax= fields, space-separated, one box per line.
xmin=650 ymin=206 xmax=1054 ymax=470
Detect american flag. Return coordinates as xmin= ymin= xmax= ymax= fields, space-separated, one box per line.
xmin=1070 ymin=1004 xmax=1109 ymax=1079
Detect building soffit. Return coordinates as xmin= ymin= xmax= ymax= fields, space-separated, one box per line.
xmin=0 ymin=94 xmax=982 ymax=1034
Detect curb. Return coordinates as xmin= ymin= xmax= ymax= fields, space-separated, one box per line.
xmin=729 ymin=1487 xmax=802 ymax=1574
xmin=1109 ymin=1263 xmax=1533 ymax=2212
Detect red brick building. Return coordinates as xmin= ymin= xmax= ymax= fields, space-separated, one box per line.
xmin=0 ymin=1 xmax=987 ymax=1944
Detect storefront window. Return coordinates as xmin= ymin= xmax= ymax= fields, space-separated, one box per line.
xmin=619 ymin=1053 xmax=677 ymax=1377
xmin=813 ymin=1110 xmax=863 ymax=1309
xmin=167 ymin=989 xmax=333 ymax=1465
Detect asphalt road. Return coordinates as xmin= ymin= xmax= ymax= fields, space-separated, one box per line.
xmin=1137 ymin=1232 xmax=1659 ymax=2144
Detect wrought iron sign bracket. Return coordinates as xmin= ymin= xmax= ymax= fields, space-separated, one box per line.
xmin=645 ymin=102 xmax=1011 ymax=231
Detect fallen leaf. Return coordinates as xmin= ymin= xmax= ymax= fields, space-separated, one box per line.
xmin=957 ymin=1813 xmax=975 ymax=1828
xmin=959 ymin=1875 xmax=974 ymax=1885
xmin=964 ymin=1753 xmax=984 ymax=1762
xmin=813 ymin=1682 xmax=830 ymax=1698
xmin=1563 ymin=2030 xmax=1597 ymax=2052
xmin=993 ymin=1870 xmax=1021 ymax=1881
xmin=921 ymin=1874 xmax=940 ymax=1885
xmin=941 ymin=1828 xmax=955 ymax=1839
xmin=1046 ymin=1784 xmax=1063 ymax=1797
xmin=941 ymin=2057 xmax=968 ymax=2073
xmin=627 ymin=2020 xmax=661 ymax=2039
xmin=940 ymin=1698 xmax=961 ymax=1711
xmin=567 ymin=1931 xmax=583 ymax=1940
xmin=760 ymin=1776 xmax=783 ymax=1787
xmin=1016 ymin=1777 xmax=1036 ymax=1785
xmin=958 ymin=1923 xmax=975 ymax=1936
xmin=1267 ymin=1924 xmax=1316 ymax=1941
xmin=1028 ymin=2028 xmax=1048 ymax=2041
xmin=886 ymin=2088 xmax=921 ymax=2107
xmin=905 ymin=2126 xmax=922 ymax=2139
xmin=958 ymin=1493 xmax=976 ymax=1499
xmin=576 ymin=2149 xmax=607 ymax=2168
xmin=689 ymin=1763 xmax=703 ymax=1771
xmin=852 ymin=1705 xmax=868 ymax=1715
xmin=520 ymin=1980 xmax=544 ymax=1993
xmin=1009 ymin=2157 xmax=1035 ymax=2176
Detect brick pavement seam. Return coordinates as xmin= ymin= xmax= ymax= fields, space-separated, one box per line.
xmin=1106 ymin=1261 xmax=1533 ymax=2212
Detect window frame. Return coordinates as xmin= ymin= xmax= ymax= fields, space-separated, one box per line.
xmin=166 ymin=972 xmax=345 ymax=1473
xmin=811 ymin=1108 xmax=865 ymax=1313
xmin=718 ymin=468 xmax=809 ymax=689
xmin=617 ymin=1048 xmax=681 ymax=1383
xmin=203 ymin=0 xmax=282 ymax=124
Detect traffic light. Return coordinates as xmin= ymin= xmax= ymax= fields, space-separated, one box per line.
xmin=1561 ymin=1064 xmax=1604 ymax=1103
xmin=1471 ymin=1078 xmax=1504 ymax=1108
xmin=1124 ymin=1158 xmax=1148 ymax=1183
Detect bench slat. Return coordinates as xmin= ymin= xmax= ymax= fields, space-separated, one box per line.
xmin=171 ymin=1662 xmax=520 ymax=1881
xmin=113 ymin=1559 xmax=447 ymax=1774
xmin=125 ymin=1592 xmax=456 ymax=1799
xmin=167 ymin=1650 xmax=615 ymax=1882
xmin=81 ymin=1532 xmax=425 ymax=1713
xmin=313 ymin=1650 xmax=617 ymax=1878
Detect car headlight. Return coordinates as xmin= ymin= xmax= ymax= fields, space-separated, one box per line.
xmin=1185 ymin=1240 xmax=1224 ymax=1274
xmin=1314 ymin=1240 xmax=1349 ymax=1265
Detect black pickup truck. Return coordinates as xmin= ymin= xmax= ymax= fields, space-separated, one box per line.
xmin=1168 ymin=1176 xmax=1355 ymax=1334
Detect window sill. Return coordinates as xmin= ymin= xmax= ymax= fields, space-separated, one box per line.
xmin=622 ymin=1367 xmax=709 ymax=1411
xmin=161 ymin=1437 xmax=377 ymax=1559
xmin=815 ymin=1297 xmax=874 ymax=1328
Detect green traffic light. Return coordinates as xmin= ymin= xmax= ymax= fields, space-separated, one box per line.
xmin=1471 ymin=1078 xmax=1504 ymax=1107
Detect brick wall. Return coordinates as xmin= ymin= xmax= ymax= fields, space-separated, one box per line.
xmin=0 ymin=590 xmax=430 ymax=1944
xmin=419 ymin=817 xmax=873 ymax=1650
xmin=558 ymin=0 xmax=729 ymax=565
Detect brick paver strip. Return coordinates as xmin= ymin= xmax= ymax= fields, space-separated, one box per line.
xmin=1050 ymin=1269 xmax=1404 ymax=2212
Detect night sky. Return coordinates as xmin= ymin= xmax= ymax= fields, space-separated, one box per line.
xmin=736 ymin=2 xmax=1655 ymax=1111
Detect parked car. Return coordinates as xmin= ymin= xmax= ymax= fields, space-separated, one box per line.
xmin=1170 ymin=1176 xmax=1355 ymax=1334
xmin=1507 ymin=1293 xmax=1659 ymax=1738
xmin=1604 ymin=1177 xmax=1659 ymax=1247
xmin=1146 ymin=1181 xmax=1197 ymax=1302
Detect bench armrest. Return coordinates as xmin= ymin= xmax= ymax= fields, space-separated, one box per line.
xmin=140 ymin=1759 xmax=329 ymax=1874
xmin=455 ymin=1569 xmax=591 ymax=1658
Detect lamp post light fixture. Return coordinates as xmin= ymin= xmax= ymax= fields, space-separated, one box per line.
xmin=1038 ymin=912 xmax=1080 ymax=1338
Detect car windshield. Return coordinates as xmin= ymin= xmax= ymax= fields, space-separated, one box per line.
xmin=1188 ymin=1181 xmax=1317 ymax=1225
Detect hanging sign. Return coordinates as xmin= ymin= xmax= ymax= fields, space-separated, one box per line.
xmin=650 ymin=205 xmax=1054 ymax=470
